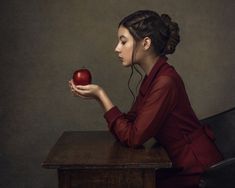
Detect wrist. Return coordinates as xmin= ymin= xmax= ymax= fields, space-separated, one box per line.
xmin=97 ymin=87 xmax=105 ymax=100
xmin=96 ymin=88 xmax=114 ymax=112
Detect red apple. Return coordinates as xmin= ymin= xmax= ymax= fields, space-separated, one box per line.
xmin=72 ymin=68 xmax=92 ymax=85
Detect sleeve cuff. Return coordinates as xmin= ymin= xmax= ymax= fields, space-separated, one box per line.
xmin=104 ymin=106 xmax=123 ymax=129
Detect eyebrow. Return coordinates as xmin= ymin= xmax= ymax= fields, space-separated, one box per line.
xmin=119 ymin=35 xmax=127 ymax=40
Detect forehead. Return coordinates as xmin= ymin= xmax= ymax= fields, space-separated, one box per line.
xmin=117 ymin=26 xmax=133 ymax=39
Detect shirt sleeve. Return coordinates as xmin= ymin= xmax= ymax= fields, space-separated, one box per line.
xmin=104 ymin=76 xmax=178 ymax=148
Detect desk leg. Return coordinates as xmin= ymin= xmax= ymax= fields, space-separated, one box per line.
xmin=143 ymin=169 xmax=156 ymax=188
xmin=58 ymin=169 xmax=71 ymax=188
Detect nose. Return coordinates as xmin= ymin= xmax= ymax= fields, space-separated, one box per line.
xmin=114 ymin=43 xmax=120 ymax=53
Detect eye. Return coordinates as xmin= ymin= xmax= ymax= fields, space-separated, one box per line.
xmin=121 ymin=40 xmax=127 ymax=45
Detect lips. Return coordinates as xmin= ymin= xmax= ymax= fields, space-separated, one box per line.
xmin=118 ymin=56 xmax=123 ymax=61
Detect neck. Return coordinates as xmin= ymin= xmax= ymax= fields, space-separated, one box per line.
xmin=138 ymin=55 xmax=159 ymax=76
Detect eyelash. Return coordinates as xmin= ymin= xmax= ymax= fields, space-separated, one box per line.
xmin=121 ymin=41 xmax=126 ymax=45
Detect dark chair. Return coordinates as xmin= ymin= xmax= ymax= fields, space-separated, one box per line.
xmin=199 ymin=107 xmax=235 ymax=188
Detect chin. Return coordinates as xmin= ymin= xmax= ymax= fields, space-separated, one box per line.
xmin=121 ymin=61 xmax=132 ymax=67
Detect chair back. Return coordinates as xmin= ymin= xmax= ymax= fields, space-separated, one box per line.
xmin=200 ymin=108 xmax=235 ymax=159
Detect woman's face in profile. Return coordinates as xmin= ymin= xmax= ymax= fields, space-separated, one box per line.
xmin=115 ymin=26 xmax=135 ymax=67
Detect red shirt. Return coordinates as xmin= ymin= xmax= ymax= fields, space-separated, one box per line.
xmin=104 ymin=56 xmax=223 ymax=176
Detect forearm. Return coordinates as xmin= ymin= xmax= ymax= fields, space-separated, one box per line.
xmin=97 ymin=89 xmax=114 ymax=112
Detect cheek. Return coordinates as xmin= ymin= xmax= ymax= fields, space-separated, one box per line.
xmin=125 ymin=45 xmax=133 ymax=56
xmin=123 ymin=49 xmax=132 ymax=60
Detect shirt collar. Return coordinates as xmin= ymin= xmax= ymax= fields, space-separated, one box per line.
xmin=139 ymin=56 xmax=168 ymax=96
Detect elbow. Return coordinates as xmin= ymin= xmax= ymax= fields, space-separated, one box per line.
xmin=127 ymin=137 xmax=145 ymax=148
xmin=116 ymin=129 xmax=147 ymax=148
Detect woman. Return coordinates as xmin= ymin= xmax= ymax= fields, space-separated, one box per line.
xmin=69 ymin=10 xmax=223 ymax=188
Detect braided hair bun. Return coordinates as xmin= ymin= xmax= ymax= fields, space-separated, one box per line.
xmin=160 ymin=14 xmax=180 ymax=55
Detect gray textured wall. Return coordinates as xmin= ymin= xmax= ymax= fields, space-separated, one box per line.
xmin=0 ymin=0 xmax=235 ymax=187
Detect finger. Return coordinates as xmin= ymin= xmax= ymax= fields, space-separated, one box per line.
xmin=70 ymin=86 xmax=79 ymax=93
xmin=71 ymin=89 xmax=76 ymax=93
xmin=69 ymin=83 xmax=75 ymax=91
xmin=69 ymin=84 xmax=73 ymax=90
xmin=70 ymin=80 xmax=76 ymax=87
xmin=75 ymin=89 xmax=87 ymax=95
xmin=68 ymin=80 xmax=73 ymax=85
xmin=71 ymin=82 xmax=79 ymax=91
xmin=68 ymin=81 xmax=74 ymax=89
xmin=71 ymin=90 xmax=77 ymax=96
xmin=76 ymin=85 xmax=90 ymax=90
xmin=70 ymin=87 xmax=86 ymax=96
xmin=71 ymin=90 xmax=81 ymax=97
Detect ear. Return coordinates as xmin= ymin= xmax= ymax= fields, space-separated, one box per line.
xmin=142 ymin=37 xmax=152 ymax=50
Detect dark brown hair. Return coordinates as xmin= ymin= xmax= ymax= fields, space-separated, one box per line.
xmin=119 ymin=10 xmax=180 ymax=56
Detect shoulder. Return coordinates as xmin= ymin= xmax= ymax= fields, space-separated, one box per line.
xmin=153 ymin=75 xmax=177 ymax=89
xmin=146 ymin=75 xmax=178 ymax=103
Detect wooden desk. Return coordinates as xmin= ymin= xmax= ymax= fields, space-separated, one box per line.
xmin=42 ymin=131 xmax=171 ymax=188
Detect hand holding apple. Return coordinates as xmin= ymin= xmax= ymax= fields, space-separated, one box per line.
xmin=69 ymin=68 xmax=114 ymax=111
xmin=69 ymin=68 xmax=103 ymax=99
